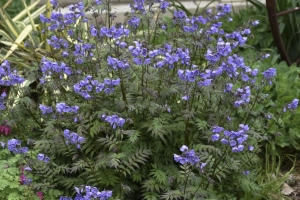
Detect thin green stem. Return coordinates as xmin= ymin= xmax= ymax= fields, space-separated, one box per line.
xmin=23 ymin=103 xmax=43 ymax=128
xmin=205 ymin=146 xmax=230 ymax=190
xmin=243 ymin=85 xmax=262 ymax=125
xmin=152 ymin=11 xmax=161 ymax=45
xmin=118 ymin=69 xmax=128 ymax=105
xmin=183 ymin=166 xmax=191 ymax=196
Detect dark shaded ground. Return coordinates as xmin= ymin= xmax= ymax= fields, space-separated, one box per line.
xmin=286 ymin=163 xmax=300 ymax=200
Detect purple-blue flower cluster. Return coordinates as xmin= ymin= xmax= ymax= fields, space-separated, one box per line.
xmin=40 ymin=2 xmax=86 ymax=31
xmin=115 ymin=40 xmax=127 ymax=49
xmin=172 ymin=4 xmax=231 ymax=36
xmin=102 ymin=114 xmax=125 ymax=129
xmin=130 ymin=0 xmax=146 ymax=13
xmin=0 ymin=60 xmax=24 ymax=86
xmin=284 ymin=98 xmax=299 ymax=112
xmin=107 ymin=56 xmax=130 ymax=70
xmin=100 ymin=25 xmax=130 ymax=39
xmin=211 ymin=124 xmax=254 ymax=153
xmin=39 ymin=57 xmax=72 ymax=83
xmin=178 ymin=52 xmax=258 ymax=92
xmin=225 ymin=30 xmax=248 ymax=48
xmin=173 ymin=10 xmax=187 ymax=21
xmin=234 ymin=86 xmax=251 ymax=107
xmin=73 ymin=76 xmax=121 ymax=99
xmin=177 ymin=69 xmax=199 ymax=82
xmin=4 ymin=139 xmax=29 ymax=154
xmin=50 ymin=0 xmax=58 ymax=7
xmin=56 ymin=103 xmax=79 ymax=114
xmin=216 ymin=4 xmax=232 ymax=19
xmin=39 ymin=104 xmax=53 ymax=114
xmin=174 ymin=145 xmax=207 ymax=170
xmin=158 ymin=0 xmax=170 ymax=13
xmin=127 ymin=16 xmax=140 ymax=29
xmin=162 ymin=47 xmax=190 ymax=68
xmin=47 ymin=35 xmax=69 ymax=50
xmin=262 ymin=68 xmax=276 ymax=85
xmin=177 ymin=68 xmax=216 ymax=88
xmin=63 ymin=129 xmax=85 ymax=149
xmin=224 ymin=83 xmax=233 ymax=92
xmin=127 ymin=42 xmax=190 ymax=68
xmin=206 ymin=33 xmax=247 ymax=64
xmin=20 ymin=176 xmax=33 ymax=185
xmin=216 ymin=38 xmax=232 ymax=57
xmin=60 ymin=186 xmax=112 ymax=200
xmin=174 ymin=145 xmax=200 ymax=165
xmin=128 ymin=41 xmax=150 ymax=65
xmin=73 ymin=43 xmax=94 ymax=64
xmin=37 ymin=153 xmax=50 ymax=163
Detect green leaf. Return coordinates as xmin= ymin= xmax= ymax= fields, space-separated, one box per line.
xmin=7 ymin=192 xmax=23 ymax=200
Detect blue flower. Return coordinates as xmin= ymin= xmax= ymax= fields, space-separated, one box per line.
xmin=262 ymin=68 xmax=276 ymax=84
xmin=128 ymin=16 xmax=140 ymax=29
xmin=39 ymin=104 xmax=53 ymax=114
xmin=95 ymin=0 xmax=102 ymax=5
xmin=90 ymin=25 xmax=98 ymax=36
xmin=182 ymin=95 xmax=190 ymax=101
xmin=6 ymin=139 xmax=28 ymax=154
xmin=221 ymin=138 xmax=228 ymax=145
xmin=180 ymin=145 xmax=188 ymax=152
xmin=212 ymin=126 xmax=224 ymax=133
xmin=64 ymin=129 xmax=85 ymax=148
xmin=248 ymin=146 xmax=254 ymax=151
xmin=0 ymin=60 xmax=24 ymax=86
xmin=37 ymin=153 xmax=50 ymax=163
xmin=287 ymin=99 xmax=299 ymax=110
xmin=174 ymin=10 xmax=187 ymax=19
xmin=251 ymin=69 xmax=259 ymax=76
xmin=159 ymin=1 xmax=169 ymax=13
xmin=211 ymin=134 xmax=220 ymax=141
xmin=64 ymin=185 xmax=112 ymax=200
xmin=234 ymin=86 xmax=251 ymax=107
xmin=130 ymin=0 xmax=146 ymax=13
xmin=174 ymin=145 xmax=201 ymax=166
xmin=50 ymin=0 xmax=58 ymax=7
xmin=252 ymin=20 xmax=259 ymax=26
xmin=37 ymin=153 xmax=45 ymax=161
xmin=225 ymin=83 xmax=233 ymax=92
xmin=107 ymin=56 xmax=130 ymax=70
xmin=0 ymin=142 xmax=5 ymax=148
xmin=103 ymin=114 xmax=126 ymax=129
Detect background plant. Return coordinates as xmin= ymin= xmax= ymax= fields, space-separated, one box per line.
xmin=244 ymin=0 xmax=300 ymax=64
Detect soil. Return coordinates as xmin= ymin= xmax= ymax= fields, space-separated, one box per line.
xmin=286 ymin=163 xmax=300 ymax=199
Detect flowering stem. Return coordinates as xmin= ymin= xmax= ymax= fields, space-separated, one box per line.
xmin=107 ymin=0 xmax=111 ymax=29
xmin=152 ymin=11 xmax=161 ymax=45
xmin=205 ymin=146 xmax=230 ymax=190
xmin=22 ymin=103 xmax=43 ymax=128
xmin=141 ymin=65 xmax=145 ymax=100
xmin=266 ymin=109 xmax=284 ymax=131
xmin=118 ymin=69 xmax=127 ymax=105
xmin=80 ymin=149 xmax=101 ymax=186
xmin=183 ymin=165 xmax=191 ymax=195
xmin=243 ymin=86 xmax=262 ymax=125
xmin=191 ymin=179 xmax=205 ymax=199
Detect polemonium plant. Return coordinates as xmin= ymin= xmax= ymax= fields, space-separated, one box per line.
xmin=0 ymin=0 xmax=298 ymax=199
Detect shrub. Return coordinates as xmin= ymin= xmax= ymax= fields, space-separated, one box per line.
xmin=0 ymin=0 xmax=298 ymax=199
